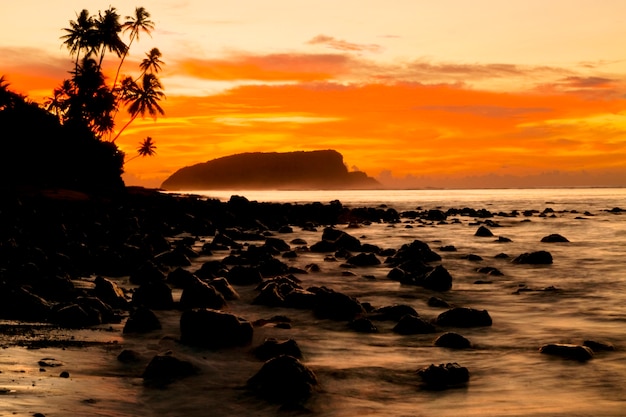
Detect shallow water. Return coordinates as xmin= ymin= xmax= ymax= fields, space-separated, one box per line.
xmin=1 ymin=188 xmax=625 ymax=416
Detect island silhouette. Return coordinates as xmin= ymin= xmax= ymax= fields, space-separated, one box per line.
xmin=161 ymin=150 xmax=381 ymax=190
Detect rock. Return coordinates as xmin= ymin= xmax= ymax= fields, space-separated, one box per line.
xmin=265 ymin=237 xmax=291 ymax=251
xmin=476 ymin=266 xmax=503 ymax=276
xmin=436 ymin=307 xmax=492 ymax=327
xmin=427 ymin=296 xmax=451 ymax=308
xmin=123 ymin=307 xmax=161 ymax=334
xmin=142 ymin=354 xmax=198 ymax=386
xmin=541 ymin=234 xmax=570 ymax=243
xmin=421 ymin=264 xmax=453 ymax=291
xmin=474 ymin=226 xmax=494 ymax=237
xmin=416 ymin=363 xmax=470 ymax=389
xmin=0 ymin=286 xmax=52 ymax=322
xmin=129 ymin=261 xmax=166 ymax=285
xmin=583 ymin=340 xmax=615 ymax=352
xmin=347 ymin=252 xmax=381 ymax=266
xmin=132 ymin=281 xmax=174 ymax=310
xmin=247 ymin=355 xmax=318 ymax=404
xmin=180 ymin=308 xmax=253 ymax=348
xmin=512 ymin=251 xmax=553 ymax=265
xmin=179 ymin=277 xmax=226 ymax=310
xmin=93 ymin=276 xmax=127 ymax=308
xmin=348 ymin=317 xmax=378 ymax=333
xmin=393 ymin=315 xmax=436 ymax=335
xmin=434 ymin=332 xmax=471 ymax=349
xmin=154 ymin=248 xmax=191 ymax=267
xmin=227 ymin=265 xmax=263 ymax=285
xmin=210 ymin=277 xmax=240 ymax=300
xmin=166 ymin=267 xmax=198 ymax=288
xmin=539 ymin=344 xmax=594 ymax=361
xmin=117 ymin=349 xmax=142 ymax=363
xmin=59 ymin=371 xmax=70 ymax=378
xmin=253 ymin=338 xmax=303 ymax=361
xmin=369 ymin=304 xmax=419 ymax=321
xmin=54 ymin=304 xmax=97 ymax=328
xmin=389 ymin=240 xmax=441 ymax=265
xmin=311 ymin=287 xmax=364 ymax=321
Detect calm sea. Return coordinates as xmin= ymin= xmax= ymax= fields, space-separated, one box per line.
xmin=2 ymin=188 xmax=624 ymax=416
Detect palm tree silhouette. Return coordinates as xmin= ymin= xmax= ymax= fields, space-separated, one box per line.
xmin=61 ymin=9 xmax=94 ymax=70
xmin=112 ymin=73 xmax=165 ymax=142
xmin=113 ymin=7 xmax=154 ymax=88
xmin=125 ymin=136 xmax=157 ymax=162
xmin=139 ymin=48 xmax=164 ymax=76
xmin=93 ymin=7 xmax=127 ymax=70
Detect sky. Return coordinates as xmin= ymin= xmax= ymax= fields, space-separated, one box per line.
xmin=1 ymin=0 xmax=626 ymax=188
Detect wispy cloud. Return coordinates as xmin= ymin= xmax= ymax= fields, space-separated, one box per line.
xmin=307 ymin=34 xmax=383 ymax=53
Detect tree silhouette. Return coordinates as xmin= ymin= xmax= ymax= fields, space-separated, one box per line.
xmin=113 ymin=7 xmax=154 ymax=88
xmin=93 ymin=7 xmax=127 ymax=70
xmin=139 ymin=48 xmax=164 ymax=76
xmin=112 ymin=73 xmax=165 ymax=142
xmin=126 ymin=136 xmax=157 ymax=162
xmin=61 ymin=9 xmax=94 ymax=70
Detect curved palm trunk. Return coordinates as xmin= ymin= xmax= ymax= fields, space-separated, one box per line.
xmin=113 ymin=32 xmax=136 ymax=90
xmin=111 ymin=113 xmax=138 ymax=142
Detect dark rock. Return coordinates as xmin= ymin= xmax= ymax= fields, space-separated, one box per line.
xmin=347 ymin=253 xmax=381 ymax=266
xmin=311 ymin=287 xmax=364 ymax=321
xmin=512 ymin=251 xmax=553 ymax=265
xmin=154 ymin=248 xmax=191 ymax=267
xmin=439 ymin=245 xmax=457 ymax=252
xmin=387 ymin=267 xmax=405 ymax=281
xmin=583 ymin=340 xmax=615 ymax=352
xmin=117 ymin=349 xmax=142 ymax=363
xmin=59 ymin=371 xmax=70 ymax=378
xmin=93 ymin=276 xmax=127 ymax=308
xmin=474 ymin=226 xmax=494 ymax=237
xmin=436 ymin=307 xmax=492 ymax=327
xmin=427 ymin=297 xmax=451 ymax=308
xmin=166 ymin=267 xmax=198 ymax=288
xmin=416 ymin=362 xmax=470 ymax=389
xmin=0 ymin=286 xmax=52 ymax=321
xmin=265 ymin=237 xmax=291 ymax=251
xmin=283 ymin=289 xmax=317 ymax=309
xmin=370 ymin=304 xmax=419 ymax=321
xmin=421 ymin=264 xmax=453 ymax=291
xmin=123 ymin=307 xmax=161 ymax=334
xmin=434 ymin=332 xmax=471 ymax=349
xmin=495 ymin=236 xmax=512 ymax=243
xmin=210 ymin=277 xmax=240 ymax=300
xmin=476 ymin=266 xmax=504 ymax=276
xmin=247 ymin=355 xmax=318 ymax=404
xmin=179 ymin=277 xmax=226 ymax=310
xmin=142 ymin=354 xmax=198 ymax=385
xmin=393 ymin=315 xmax=436 ymax=335
xmin=253 ymin=338 xmax=303 ymax=361
xmin=541 ymin=234 xmax=570 ymax=243
xmin=132 ymin=281 xmax=174 ymax=310
xmin=539 ymin=343 xmax=593 ymax=361
xmin=463 ymin=254 xmax=483 ymax=261
xmin=129 ymin=261 xmax=166 ymax=285
xmin=180 ymin=308 xmax=253 ymax=348
xmin=348 ymin=317 xmax=378 ymax=333
xmin=390 ymin=240 xmax=441 ymax=264
xmin=227 ymin=265 xmax=263 ymax=285
xmin=54 ymin=304 xmax=97 ymax=328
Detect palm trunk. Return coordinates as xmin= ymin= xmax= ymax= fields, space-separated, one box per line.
xmin=113 ymin=32 xmax=136 ymax=90
xmin=111 ymin=113 xmax=138 ymax=143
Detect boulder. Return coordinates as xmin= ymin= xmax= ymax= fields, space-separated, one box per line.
xmin=179 ymin=277 xmax=226 ymax=310
xmin=210 ymin=277 xmax=240 ymax=300
xmin=512 ymin=251 xmax=553 ymax=265
xmin=348 ymin=317 xmax=378 ymax=333
xmin=253 ymin=338 xmax=303 ymax=361
xmin=369 ymin=304 xmax=419 ymax=321
xmin=132 ymin=281 xmax=174 ymax=310
xmin=474 ymin=226 xmax=494 ymax=237
xmin=129 ymin=261 xmax=166 ymax=285
xmin=311 ymin=287 xmax=364 ymax=321
xmin=180 ymin=308 xmax=253 ymax=348
xmin=93 ymin=276 xmax=127 ymax=308
xmin=416 ymin=362 xmax=470 ymax=389
xmin=436 ymin=307 xmax=492 ymax=327
xmin=541 ymin=234 xmax=570 ymax=243
xmin=421 ymin=265 xmax=453 ymax=292
xmin=539 ymin=343 xmax=593 ymax=361
xmin=142 ymin=354 xmax=198 ymax=386
xmin=433 ymin=332 xmax=471 ymax=349
xmin=123 ymin=307 xmax=161 ymax=334
xmin=347 ymin=253 xmax=381 ymax=266
xmin=227 ymin=265 xmax=263 ymax=285
xmin=247 ymin=355 xmax=318 ymax=404
xmin=393 ymin=315 xmax=436 ymax=335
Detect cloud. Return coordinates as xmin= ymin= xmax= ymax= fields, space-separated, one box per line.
xmin=307 ymin=35 xmax=383 ymax=53
xmin=176 ymin=52 xmax=353 ymax=82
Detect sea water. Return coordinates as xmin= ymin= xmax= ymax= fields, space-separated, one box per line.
xmin=1 ymin=188 xmax=625 ymax=416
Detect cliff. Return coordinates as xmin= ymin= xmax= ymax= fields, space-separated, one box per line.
xmin=160 ymin=150 xmax=380 ymax=190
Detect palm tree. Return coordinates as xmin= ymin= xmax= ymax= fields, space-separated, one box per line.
xmin=93 ymin=7 xmax=127 ymax=70
xmin=125 ymin=136 xmax=157 ymax=162
xmin=139 ymin=48 xmax=164 ymax=75
xmin=112 ymin=73 xmax=165 ymax=142
xmin=113 ymin=7 xmax=154 ymax=87
xmin=60 ymin=9 xmax=94 ymax=69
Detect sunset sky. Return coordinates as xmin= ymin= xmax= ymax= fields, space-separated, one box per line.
xmin=2 ymin=0 xmax=626 ymax=188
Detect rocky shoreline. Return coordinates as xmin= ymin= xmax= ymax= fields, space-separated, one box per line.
xmin=1 ymin=187 xmax=621 ymax=413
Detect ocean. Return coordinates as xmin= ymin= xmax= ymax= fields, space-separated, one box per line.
xmin=1 ymin=188 xmax=625 ymax=416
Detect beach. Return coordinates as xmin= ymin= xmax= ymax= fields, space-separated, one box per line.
xmin=1 ymin=187 xmax=625 ymax=416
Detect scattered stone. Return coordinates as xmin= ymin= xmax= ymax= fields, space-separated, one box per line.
xmin=369 ymin=304 xmax=419 ymax=321
xmin=59 ymin=371 xmax=70 ymax=378
xmin=539 ymin=343 xmax=593 ymax=361
xmin=427 ymin=297 xmax=451 ymax=308
xmin=541 ymin=234 xmax=570 ymax=243
xmin=253 ymin=338 xmax=303 ymax=361
xmin=421 ymin=264 xmax=453 ymax=292
xmin=117 ymin=349 xmax=142 ymax=363
xmin=180 ymin=308 xmax=253 ymax=348
xmin=348 ymin=317 xmax=378 ymax=333
xmin=247 ymin=355 xmax=318 ymax=404
xmin=583 ymin=340 xmax=615 ymax=352
xmin=474 ymin=226 xmax=494 ymax=237
xmin=436 ymin=307 xmax=492 ymax=327
xmin=393 ymin=315 xmax=436 ymax=335
xmin=123 ymin=307 xmax=161 ymax=334
xmin=512 ymin=251 xmax=553 ymax=265
xmin=434 ymin=332 xmax=471 ymax=349
xmin=416 ymin=363 xmax=469 ymax=389
xmin=142 ymin=354 xmax=198 ymax=386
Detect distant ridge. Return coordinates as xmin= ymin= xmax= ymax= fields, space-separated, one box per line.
xmin=161 ymin=150 xmax=380 ymax=190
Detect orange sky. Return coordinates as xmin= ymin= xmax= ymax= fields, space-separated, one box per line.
xmin=1 ymin=1 xmax=626 ymax=188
